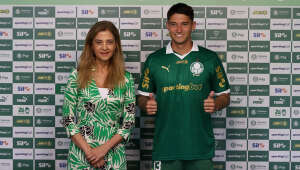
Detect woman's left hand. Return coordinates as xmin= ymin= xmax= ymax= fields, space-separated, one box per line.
xmin=91 ymin=158 xmax=106 ymax=169
xmin=86 ymin=144 xmax=110 ymax=165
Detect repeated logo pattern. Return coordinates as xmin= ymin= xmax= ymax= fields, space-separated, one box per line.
xmin=0 ymin=4 xmax=300 ymax=170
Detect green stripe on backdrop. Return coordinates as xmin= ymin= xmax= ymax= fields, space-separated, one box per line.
xmin=0 ymin=0 xmax=300 ymax=6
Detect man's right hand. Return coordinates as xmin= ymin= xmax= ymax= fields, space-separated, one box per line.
xmin=146 ymin=93 xmax=157 ymax=115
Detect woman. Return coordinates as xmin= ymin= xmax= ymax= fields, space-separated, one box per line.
xmin=62 ymin=21 xmax=135 ymax=170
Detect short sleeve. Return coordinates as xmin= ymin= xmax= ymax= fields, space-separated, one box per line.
xmin=138 ymin=56 xmax=155 ymax=94
xmin=211 ymin=54 xmax=230 ymax=95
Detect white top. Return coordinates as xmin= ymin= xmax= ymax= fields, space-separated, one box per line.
xmin=166 ymin=41 xmax=199 ymax=59
xmin=98 ymin=88 xmax=109 ymax=98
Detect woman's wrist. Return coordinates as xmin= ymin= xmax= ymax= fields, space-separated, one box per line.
xmin=83 ymin=145 xmax=92 ymax=154
xmin=102 ymin=142 xmax=111 ymax=153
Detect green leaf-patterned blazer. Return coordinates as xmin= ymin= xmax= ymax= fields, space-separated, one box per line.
xmin=62 ymin=69 xmax=136 ymax=170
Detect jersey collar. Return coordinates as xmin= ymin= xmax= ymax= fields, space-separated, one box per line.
xmin=166 ymin=41 xmax=199 ymax=60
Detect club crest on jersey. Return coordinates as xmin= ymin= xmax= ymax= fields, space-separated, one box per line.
xmin=190 ymin=62 xmax=204 ymax=76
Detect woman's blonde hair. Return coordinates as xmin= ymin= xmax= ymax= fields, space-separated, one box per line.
xmin=77 ymin=21 xmax=125 ymax=89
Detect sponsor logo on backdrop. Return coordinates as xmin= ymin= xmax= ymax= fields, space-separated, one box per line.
xmin=0 ymin=127 xmax=12 ymax=137
xmin=121 ymin=40 xmax=139 ymax=51
xmin=0 ymin=30 xmax=10 ymax=39
xmin=122 ymin=30 xmax=138 ymax=39
xmin=0 ymin=8 xmax=11 ymax=15
xmin=0 ymin=138 xmax=12 ymax=148
xmin=35 ymin=116 xmax=55 ymax=126
xmin=226 ymin=151 xmax=247 ymax=161
xmin=13 ymin=149 xmax=33 ymax=159
xmin=270 ymin=85 xmax=289 ymax=96
xmin=142 ymin=8 xmax=161 ymax=17
xmin=13 ymin=18 xmax=33 ymax=28
xmin=55 ymin=95 xmax=64 ymax=106
xmin=56 ymin=29 xmax=75 ymax=39
xmin=56 ymin=51 xmax=75 ymax=61
xmin=0 ymin=94 xmax=12 ymax=105
xmin=227 ymin=162 xmax=246 ymax=170
xmin=35 ymin=149 xmax=55 ymax=160
xmin=248 ymin=118 xmax=269 ymax=129
xmin=142 ymin=30 xmax=160 ymax=40
xmin=142 ymin=19 xmax=161 ymax=29
xmin=228 ymin=30 xmax=248 ymax=41
xmin=37 ymin=161 xmax=54 ymax=168
xmin=36 ymin=138 xmax=54 ymax=148
xmin=13 ymin=105 xmax=32 ymax=116
xmin=206 ymin=19 xmax=227 ymax=29
xmin=120 ymin=18 xmax=140 ymax=29
xmin=35 ymin=18 xmax=55 ymax=28
xmin=0 ymin=106 xmax=12 ymax=116
xmin=249 ymin=85 xmax=269 ymax=96
xmin=55 ymin=138 xmax=70 ymax=149
xmin=214 ymin=129 xmax=226 ymax=139
xmin=227 ymin=41 xmax=248 ymax=51
xmin=270 ymin=129 xmax=290 ymax=140
xmin=99 ymin=7 xmax=118 ymax=17
xmin=36 ymin=8 xmax=52 ymax=16
xmin=0 ymin=160 xmax=12 ymax=169
xmin=35 ymin=106 xmax=54 ymax=116
xmin=13 ymin=127 xmax=33 ymax=138
xmin=229 ymin=7 xmax=248 ymax=17
xmin=292 ymin=129 xmax=300 ymax=140
xmin=249 ymin=30 xmax=269 ymax=41
xmin=56 ymin=160 xmax=67 ymax=169
xmin=270 ymin=141 xmax=289 ymax=150
xmin=271 ymin=41 xmax=291 ymax=52
xmin=230 ymin=96 xmax=247 ymax=106
xmin=227 ymin=118 xmax=247 ymax=128
xmin=249 ymin=140 xmax=268 ymax=150
xmin=0 ymin=116 xmax=12 ymax=127
xmin=0 ymin=73 xmax=12 ymax=83
xmin=269 ymin=151 xmax=290 ymax=161
xmin=293 ymin=63 xmax=300 ymax=74
xmin=35 ymin=40 xmax=55 ymax=50
xmin=80 ymin=9 xmax=95 ymax=15
xmin=56 ymin=8 xmax=75 ymax=17
xmin=13 ymin=40 xmax=33 ymax=50
xmin=206 ymin=41 xmax=226 ymax=51
xmin=270 ymin=107 xmax=289 ymax=118
xmin=34 ymin=62 xmax=55 ymax=72
xmin=0 ymin=51 xmax=12 ymax=61
xmin=250 ymin=8 xmax=269 ymax=18
xmin=227 ymin=140 xmax=246 ymax=150
xmin=213 ymin=151 xmax=226 ymax=161
xmin=249 ymin=96 xmax=269 ymax=107
xmin=13 ymin=62 xmax=33 ymax=72
xmin=14 ymin=139 xmax=32 ymax=148
xmin=125 ymin=62 xmax=140 ymax=73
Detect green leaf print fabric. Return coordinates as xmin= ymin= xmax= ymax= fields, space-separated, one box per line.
xmin=62 ymin=69 xmax=136 ymax=170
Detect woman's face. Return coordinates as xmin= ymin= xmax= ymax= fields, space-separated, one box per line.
xmin=92 ymin=30 xmax=116 ymax=63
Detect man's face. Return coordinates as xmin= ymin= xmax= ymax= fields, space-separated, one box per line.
xmin=166 ymin=13 xmax=196 ymax=46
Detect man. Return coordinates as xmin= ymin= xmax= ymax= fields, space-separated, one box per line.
xmin=137 ymin=3 xmax=230 ymax=170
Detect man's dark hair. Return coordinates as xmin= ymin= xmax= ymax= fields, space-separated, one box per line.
xmin=167 ymin=3 xmax=194 ymax=21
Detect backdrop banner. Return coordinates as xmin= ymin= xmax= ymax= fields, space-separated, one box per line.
xmin=0 ymin=3 xmax=300 ymax=170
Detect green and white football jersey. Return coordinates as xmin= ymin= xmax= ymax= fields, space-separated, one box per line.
xmin=138 ymin=43 xmax=230 ymax=160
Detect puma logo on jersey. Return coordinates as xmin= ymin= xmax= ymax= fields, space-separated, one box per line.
xmin=161 ymin=65 xmax=170 ymax=72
